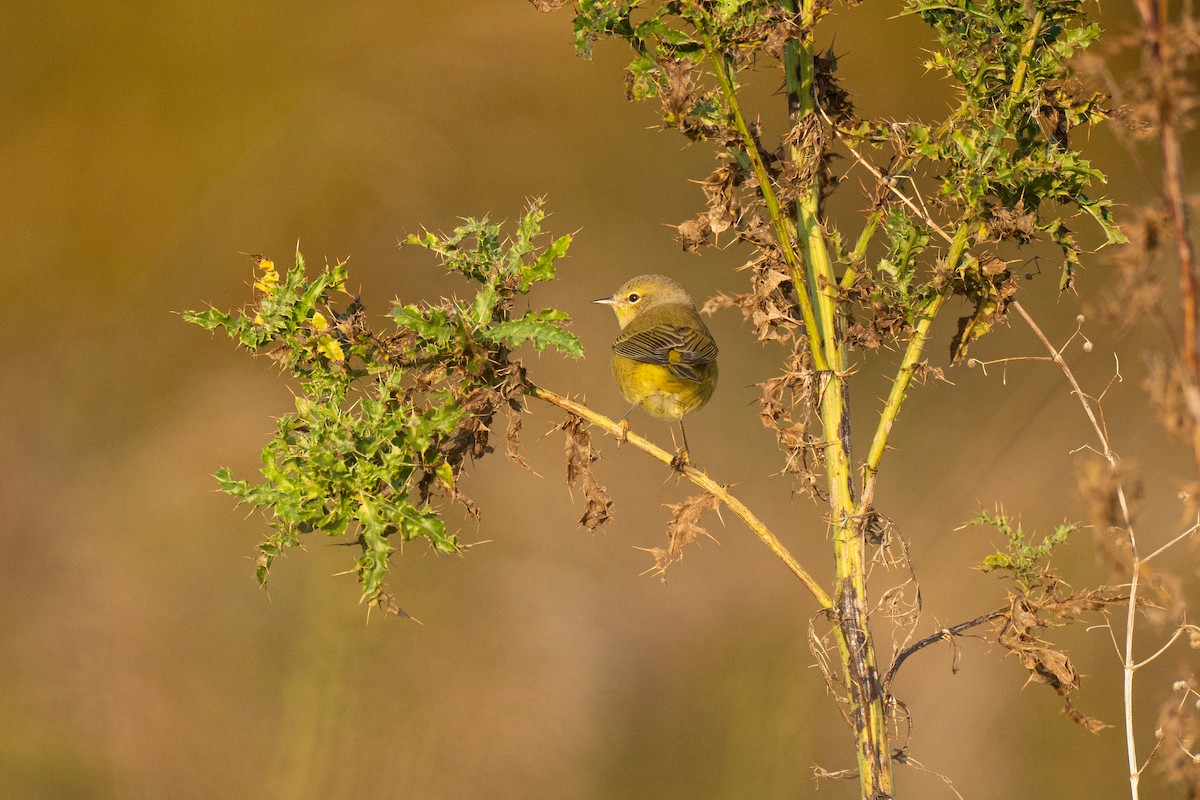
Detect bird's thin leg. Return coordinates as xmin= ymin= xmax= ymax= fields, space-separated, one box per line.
xmin=671 ymin=421 xmax=691 ymax=469
xmin=616 ymin=403 xmax=638 ymax=445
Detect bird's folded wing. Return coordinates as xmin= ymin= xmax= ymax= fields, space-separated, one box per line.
xmin=613 ymin=325 xmax=718 ymax=382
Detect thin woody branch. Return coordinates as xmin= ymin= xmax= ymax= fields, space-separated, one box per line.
xmin=883 ymin=609 xmax=1008 ymax=688
xmin=525 ymin=381 xmax=833 ymax=609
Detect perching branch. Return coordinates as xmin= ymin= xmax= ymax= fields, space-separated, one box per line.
xmin=525 ymin=381 xmax=833 ymax=609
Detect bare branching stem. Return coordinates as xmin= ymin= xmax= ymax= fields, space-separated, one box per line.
xmin=525 ymin=382 xmax=833 ymax=609
xmin=1142 ymin=521 xmax=1200 ymax=565
xmin=884 ymin=608 xmax=1008 ymax=687
xmin=1011 ymin=301 xmax=1113 ymax=460
xmin=1012 ymin=301 xmax=1144 ymax=799
xmin=1124 ymin=514 xmax=1144 ymax=799
xmin=1131 ymin=623 xmax=1200 ymax=671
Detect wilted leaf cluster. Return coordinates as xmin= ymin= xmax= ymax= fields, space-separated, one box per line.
xmin=992 ymin=584 xmax=1125 ymax=733
xmin=559 ymin=413 xmax=614 ymax=529
xmin=184 ymin=201 xmax=581 ymax=611
xmin=642 ymin=491 xmax=721 ymax=577
xmin=972 ymin=509 xmax=1127 ymax=731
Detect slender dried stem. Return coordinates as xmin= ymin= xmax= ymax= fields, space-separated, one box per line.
xmin=884 ymin=608 xmax=1008 ymax=688
xmin=1012 ymin=301 xmax=1144 ymax=798
xmin=1134 ymin=0 xmax=1199 ymax=381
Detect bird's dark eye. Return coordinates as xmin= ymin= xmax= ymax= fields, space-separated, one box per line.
xmin=627 ymin=293 xmax=640 ymax=302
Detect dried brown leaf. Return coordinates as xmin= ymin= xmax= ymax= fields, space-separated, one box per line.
xmin=910 ymin=360 xmax=947 ymax=384
xmin=675 ymin=216 xmax=712 ymax=252
xmin=560 ymin=413 xmax=613 ymax=529
xmin=726 ymin=255 xmax=803 ymax=343
xmin=1064 ymin=700 xmax=1111 ymax=734
xmin=659 ymin=57 xmax=700 ymax=130
xmin=506 ymin=411 xmax=531 ymax=471
xmin=757 ymin=340 xmax=824 ymax=496
xmin=987 ymin=200 xmax=1038 ymax=244
xmin=699 ymin=292 xmax=737 ymax=317
xmin=701 ymin=163 xmax=743 ymax=237
xmin=991 ymin=586 xmax=1127 ymax=731
xmin=645 ymin=492 xmax=720 ymax=577
xmin=368 ymin=591 xmax=414 ymax=620
xmin=779 ymin=115 xmax=823 ymax=193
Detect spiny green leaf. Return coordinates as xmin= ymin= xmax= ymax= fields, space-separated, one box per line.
xmin=480 ymin=310 xmax=584 ymax=357
xmin=392 ymin=304 xmax=455 ymax=347
xmin=401 ymin=505 xmax=459 ymax=553
xmin=182 ymin=308 xmax=233 ymax=331
xmin=194 ymin=199 xmax=580 ymax=612
xmin=522 ymin=233 xmax=573 ymax=291
xmin=1079 ymin=197 xmax=1129 ymax=246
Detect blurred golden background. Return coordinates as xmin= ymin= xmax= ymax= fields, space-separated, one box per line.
xmin=3 ymin=1 xmax=1197 ymax=798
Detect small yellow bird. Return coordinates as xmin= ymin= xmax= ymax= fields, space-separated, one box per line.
xmin=595 ymin=274 xmax=718 ymax=463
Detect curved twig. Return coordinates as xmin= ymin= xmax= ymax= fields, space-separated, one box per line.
xmin=525 ymin=381 xmax=833 ymax=610
xmin=883 ymin=609 xmax=1008 ymax=689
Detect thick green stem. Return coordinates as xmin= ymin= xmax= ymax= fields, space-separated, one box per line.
xmin=780 ymin=4 xmax=894 ymax=794
xmin=858 ymin=292 xmax=946 ymax=510
xmin=1010 ymin=9 xmax=1045 ymax=97
xmin=825 ymin=367 xmax=892 ymax=800
xmin=705 ymin=42 xmax=830 ymax=373
xmin=858 ymin=225 xmax=968 ymax=512
xmin=783 ymin=26 xmax=840 ymax=370
xmin=829 ymin=229 xmax=968 ymax=796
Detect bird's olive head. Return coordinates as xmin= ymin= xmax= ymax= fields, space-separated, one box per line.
xmin=593 ymin=274 xmax=695 ymax=329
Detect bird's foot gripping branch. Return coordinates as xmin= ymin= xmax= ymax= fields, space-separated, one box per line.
xmin=184 ymin=200 xmax=591 ymax=613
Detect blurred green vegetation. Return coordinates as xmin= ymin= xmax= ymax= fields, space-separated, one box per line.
xmin=1 ymin=2 xmax=1196 ymax=799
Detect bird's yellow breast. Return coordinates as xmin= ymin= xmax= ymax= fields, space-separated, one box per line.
xmin=611 ymin=355 xmax=717 ymax=421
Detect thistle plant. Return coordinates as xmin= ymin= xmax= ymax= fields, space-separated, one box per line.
xmin=186 ymin=0 xmax=1134 ymax=796
xmin=185 ymin=207 xmax=581 ymax=612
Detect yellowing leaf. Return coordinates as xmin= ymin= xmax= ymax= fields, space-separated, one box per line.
xmin=311 ymin=311 xmax=329 ymax=330
xmin=434 ymin=461 xmax=455 ymax=489
xmin=254 ymin=258 xmax=279 ymax=294
xmin=317 ymin=335 xmax=345 ymax=362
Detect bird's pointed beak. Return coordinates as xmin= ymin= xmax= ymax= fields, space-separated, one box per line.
xmin=593 ymin=296 xmax=616 ymax=305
